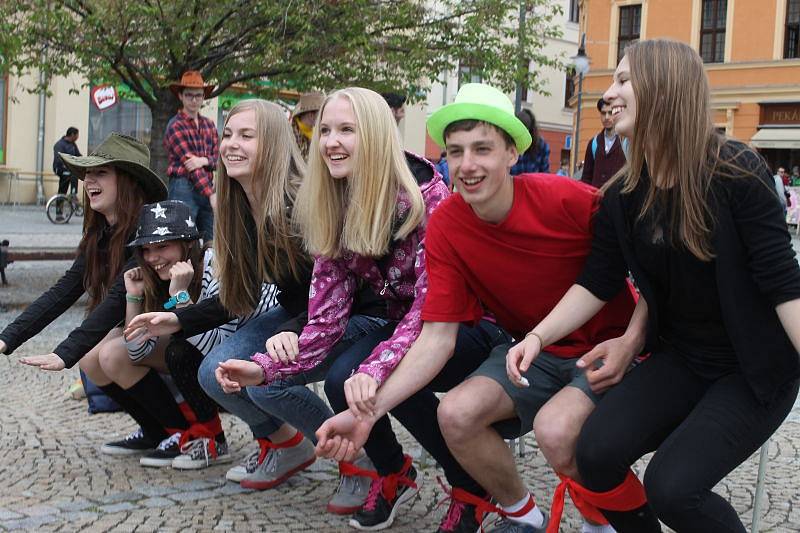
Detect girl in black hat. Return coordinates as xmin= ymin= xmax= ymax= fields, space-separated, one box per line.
xmin=97 ymin=200 xmax=276 ymax=468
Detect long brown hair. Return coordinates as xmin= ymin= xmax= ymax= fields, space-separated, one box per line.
xmin=80 ymin=170 xmax=146 ymax=310
xmin=214 ymin=99 xmax=308 ymax=316
xmin=295 ymin=88 xmax=425 ymax=258
xmin=133 ymin=240 xmax=204 ymax=313
xmin=602 ymin=39 xmax=760 ymax=261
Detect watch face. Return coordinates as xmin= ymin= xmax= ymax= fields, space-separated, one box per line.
xmin=176 ymin=291 xmax=191 ymax=303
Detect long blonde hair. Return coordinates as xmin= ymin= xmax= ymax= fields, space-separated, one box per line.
xmin=603 ymin=39 xmax=743 ymax=261
xmin=214 ymin=99 xmax=307 ymax=316
xmin=295 ymin=87 xmax=425 ymax=258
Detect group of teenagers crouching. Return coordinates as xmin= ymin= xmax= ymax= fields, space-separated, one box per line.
xmin=2 ymin=39 xmax=799 ymax=533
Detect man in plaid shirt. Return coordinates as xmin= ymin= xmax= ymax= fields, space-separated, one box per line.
xmin=165 ymin=71 xmax=219 ymax=240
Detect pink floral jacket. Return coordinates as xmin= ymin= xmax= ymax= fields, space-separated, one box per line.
xmin=252 ymin=153 xmax=448 ymax=385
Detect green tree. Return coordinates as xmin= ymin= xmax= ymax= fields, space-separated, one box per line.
xmin=1 ymin=0 xmax=564 ymax=176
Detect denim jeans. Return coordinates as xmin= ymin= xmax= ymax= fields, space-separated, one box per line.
xmin=198 ymin=306 xmax=387 ymax=440
xmin=246 ymin=314 xmax=388 ymax=444
xmin=198 ymin=305 xmax=294 ymax=438
xmin=168 ymin=177 xmax=214 ymax=241
xmin=325 ymin=319 xmax=512 ymax=493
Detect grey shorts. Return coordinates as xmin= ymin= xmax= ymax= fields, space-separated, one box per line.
xmin=469 ymin=342 xmax=603 ymax=439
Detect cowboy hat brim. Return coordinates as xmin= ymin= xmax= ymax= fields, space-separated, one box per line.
xmin=427 ymin=102 xmax=532 ymax=153
xmin=60 ymin=153 xmax=168 ymax=204
xmin=127 ymin=232 xmax=198 ymax=248
xmin=169 ymin=83 xmax=215 ymax=99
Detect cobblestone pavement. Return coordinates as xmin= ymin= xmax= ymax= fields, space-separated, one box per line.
xmin=1 ymin=261 xmax=799 ymax=532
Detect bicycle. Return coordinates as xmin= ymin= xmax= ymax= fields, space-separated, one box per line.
xmin=46 ymin=190 xmax=84 ymax=224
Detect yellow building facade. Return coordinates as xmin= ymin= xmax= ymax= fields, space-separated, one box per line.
xmin=574 ymin=0 xmax=800 ymax=172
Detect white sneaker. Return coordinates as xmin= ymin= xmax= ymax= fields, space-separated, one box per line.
xmin=172 ymin=437 xmax=233 ymax=470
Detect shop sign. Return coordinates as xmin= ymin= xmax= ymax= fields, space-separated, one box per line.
xmin=90 ymin=85 xmax=118 ymax=111
xmin=760 ymin=103 xmax=800 ymax=125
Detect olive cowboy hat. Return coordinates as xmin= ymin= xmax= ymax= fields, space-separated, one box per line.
xmin=427 ymin=83 xmax=532 ymax=152
xmin=128 ymin=200 xmax=200 ymax=248
xmin=60 ymin=132 xmax=167 ymax=203
xmin=169 ymin=70 xmax=215 ymax=99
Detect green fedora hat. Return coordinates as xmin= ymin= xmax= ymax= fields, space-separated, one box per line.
xmin=427 ymin=83 xmax=532 ymax=152
xmin=60 ymin=132 xmax=167 ymax=203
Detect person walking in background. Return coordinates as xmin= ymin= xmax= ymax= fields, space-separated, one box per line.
xmin=291 ymin=92 xmax=324 ymax=160
xmin=791 ymin=165 xmax=800 ymax=186
xmin=510 ymin=108 xmax=551 ymax=175
xmin=581 ymin=98 xmax=627 ymax=189
xmin=165 ymin=71 xmax=219 ymax=241
xmin=53 ymin=127 xmax=82 ymax=221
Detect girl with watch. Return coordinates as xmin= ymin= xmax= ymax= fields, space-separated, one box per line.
xmin=125 ymin=99 xmax=388 ymax=493
xmin=97 ymin=200 xmax=277 ymax=469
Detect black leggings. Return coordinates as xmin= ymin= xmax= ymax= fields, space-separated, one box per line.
xmin=575 ymin=348 xmax=799 ymax=533
xmin=325 ymin=320 xmax=511 ymax=494
xmin=165 ymin=338 xmax=219 ymax=423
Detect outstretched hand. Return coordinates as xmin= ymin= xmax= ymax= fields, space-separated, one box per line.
xmin=576 ymin=335 xmax=642 ymax=393
xmin=19 ymin=353 xmax=65 ymax=371
xmin=215 ymin=359 xmax=264 ymax=393
xmin=315 ymin=410 xmax=375 ymax=462
xmin=124 ymin=312 xmax=180 ymax=343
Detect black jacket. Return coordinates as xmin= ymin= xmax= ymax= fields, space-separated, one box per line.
xmin=53 ymin=137 xmax=81 ymax=176
xmin=577 ymin=143 xmax=800 ymax=405
xmin=0 ymin=231 xmax=132 ymax=368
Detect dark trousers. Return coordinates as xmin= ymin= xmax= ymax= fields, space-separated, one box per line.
xmin=576 ymin=348 xmax=799 ymax=533
xmin=57 ymin=171 xmax=77 ymax=195
xmin=325 ymin=319 xmax=511 ymax=494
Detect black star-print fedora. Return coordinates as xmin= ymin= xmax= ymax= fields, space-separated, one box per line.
xmin=127 ymin=200 xmax=200 ymax=247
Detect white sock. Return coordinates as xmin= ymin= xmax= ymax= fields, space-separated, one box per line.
xmin=501 ymin=493 xmax=544 ymax=528
xmin=582 ymin=522 xmax=616 ymax=533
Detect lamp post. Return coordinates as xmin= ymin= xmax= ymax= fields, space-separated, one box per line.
xmin=571 ymin=33 xmax=590 ymax=176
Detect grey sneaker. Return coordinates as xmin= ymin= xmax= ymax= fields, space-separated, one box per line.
xmin=172 ymin=437 xmax=233 ymax=470
xmin=239 ymin=436 xmax=316 ymax=490
xmin=225 ymin=448 xmax=261 ymax=483
xmin=327 ymin=455 xmax=376 ymax=515
xmin=487 ymin=511 xmax=549 ymax=533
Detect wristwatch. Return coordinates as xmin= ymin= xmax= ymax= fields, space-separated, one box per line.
xmin=163 ymin=290 xmax=191 ymax=310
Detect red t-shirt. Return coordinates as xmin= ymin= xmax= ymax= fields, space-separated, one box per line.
xmin=422 ymin=174 xmax=635 ymax=358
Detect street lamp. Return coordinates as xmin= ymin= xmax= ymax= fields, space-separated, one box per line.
xmin=571 ymin=33 xmax=590 ymax=176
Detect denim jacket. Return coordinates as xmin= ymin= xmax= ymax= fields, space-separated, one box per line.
xmin=252 ymin=153 xmax=448 ymax=385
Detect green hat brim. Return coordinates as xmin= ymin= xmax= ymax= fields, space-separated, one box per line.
xmin=60 ymin=153 xmax=167 ymax=203
xmin=428 ymin=102 xmax=532 ymax=153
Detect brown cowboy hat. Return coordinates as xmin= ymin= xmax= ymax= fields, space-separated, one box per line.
xmin=169 ymin=71 xmax=215 ymax=99
xmin=292 ymin=92 xmax=325 ymax=119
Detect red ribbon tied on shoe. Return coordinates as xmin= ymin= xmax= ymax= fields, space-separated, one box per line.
xmin=381 ymin=454 xmax=417 ymax=501
xmin=256 ymin=431 xmax=305 ymax=465
xmin=436 ymin=476 xmax=501 ymax=532
xmin=178 ymin=422 xmax=220 ymax=459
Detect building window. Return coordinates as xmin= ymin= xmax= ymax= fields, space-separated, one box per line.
xmin=564 ymin=68 xmax=576 ymax=108
xmin=617 ymin=5 xmax=642 ymax=64
xmin=458 ymin=61 xmax=482 ymax=89
xmin=786 ymin=0 xmax=800 ymax=59
xmin=568 ymin=0 xmax=580 ymax=23
xmin=88 ymin=94 xmax=152 ymax=153
xmin=700 ymin=0 xmax=727 ymax=63
xmin=0 ymin=76 xmax=6 ymax=164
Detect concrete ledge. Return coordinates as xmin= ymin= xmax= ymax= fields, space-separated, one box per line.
xmin=7 ymin=248 xmax=78 ymax=261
